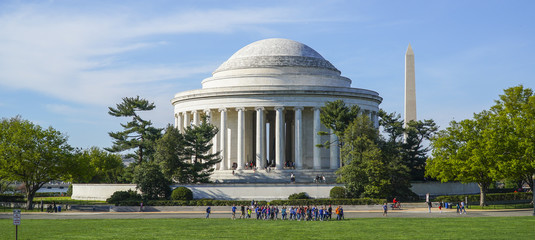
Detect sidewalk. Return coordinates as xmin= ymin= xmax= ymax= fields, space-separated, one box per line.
xmin=1 ymin=207 xmax=532 ymax=220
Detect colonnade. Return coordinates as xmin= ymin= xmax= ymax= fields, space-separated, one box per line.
xmin=174 ymin=107 xmax=379 ymax=171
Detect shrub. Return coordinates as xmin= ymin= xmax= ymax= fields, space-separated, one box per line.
xmin=0 ymin=194 xmax=24 ymax=202
xmin=434 ymin=192 xmax=532 ymax=203
xmin=106 ymin=190 xmax=142 ymax=205
xmin=330 ymin=186 xmax=347 ymax=199
xmin=133 ymin=163 xmax=172 ymax=200
xmin=171 ymin=187 xmax=193 ymax=200
xmin=271 ymin=198 xmax=384 ymax=206
xmin=288 ymin=192 xmax=310 ymax=200
xmin=66 ymin=184 xmax=73 ymax=197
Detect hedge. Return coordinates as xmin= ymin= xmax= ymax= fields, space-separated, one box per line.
xmin=145 ymin=199 xmax=269 ymax=206
xmin=109 ymin=198 xmax=386 ymax=206
xmin=0 ymin=194 xmax=24 ymax=202
xmin=434 ymin=192 xmax=532 ymax=203
xmin=270 ymin=198 xmax=385 ymax=206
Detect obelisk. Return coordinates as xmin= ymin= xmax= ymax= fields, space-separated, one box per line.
xmin=404 ymin=44 xmax=416 ymax=133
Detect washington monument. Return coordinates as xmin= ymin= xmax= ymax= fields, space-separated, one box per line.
xmin=404 ymin=44 xmax=416 ymax=130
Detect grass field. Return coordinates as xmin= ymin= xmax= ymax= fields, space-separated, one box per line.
xmin=1 ymin=217 xmax=534 ymax=239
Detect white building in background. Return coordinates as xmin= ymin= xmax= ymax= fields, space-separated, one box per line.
xmin=171 ymin=38 xmax=382 ymax=183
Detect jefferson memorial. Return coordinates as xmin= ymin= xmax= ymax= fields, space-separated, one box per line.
xmin=171 ymin=38 xmax=382 ymax=183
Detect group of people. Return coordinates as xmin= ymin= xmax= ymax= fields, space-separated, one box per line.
xmin=245 ymin=204 xmax=344 ymax=221
xmin=206 ymin=204 xmax=346 ymax=220
xmin=313 ymin=175 xmax=326 ymax=183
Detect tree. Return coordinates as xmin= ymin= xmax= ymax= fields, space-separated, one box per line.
xmin=133 ymin=163 xmax=171 ymax=200
xmin=378 ymin=110 xmax=438 ymax=181
xmin=0 ymin=179 xmax=14 ymax=194
xmin=403 ymin=120 xmax=438 ymax=181
xmin=426 ymin=111 xmax=497 ymax=206
xmin=487 ymin=85 xmax=535 ymax=191
xmin=155 ymin=119 xmax=221 ymax=183
xmin=320 ymin=100 xmax=360 ymax=140
xmin=0 ymin=117 xmax=74 ymax=209
xmin=337 ymin=114 xmax=414 ymax=199
xmin=154 ymin=125 xmax=190 ymax=183
xmin=78 ymin=147 xmax=125 ymax=183
xmin=107 ymin=96 xmax=162 ymax=164
xmin=182 ymin=119 xmax=221 ymax=183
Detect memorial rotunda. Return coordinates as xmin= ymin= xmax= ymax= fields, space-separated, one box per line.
xmin=171 ymin=38 xmax=382 ymax=183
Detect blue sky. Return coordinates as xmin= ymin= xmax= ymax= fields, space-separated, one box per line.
xmin=1 ymin=0 xmax=533 ymax=149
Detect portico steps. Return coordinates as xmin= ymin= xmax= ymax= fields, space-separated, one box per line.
xmin=209 ymin=169 xmax=338 ymax=184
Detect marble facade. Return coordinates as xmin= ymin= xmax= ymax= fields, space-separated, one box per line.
xmin=171 ymin=39 xmax=382 ymax=181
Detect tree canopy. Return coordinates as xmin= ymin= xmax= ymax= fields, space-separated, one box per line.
xmin=337 ymin=114 xmax=415 ymax=199
xmin=107 ymin=96 xmax=162 ymax=164
xmin=426 ymin=112 xmax=496 ymax=206
xmin=155 ymin=120 xmax=221 ymax=183
xmin=426 ymin=85 xmax=535 ymax=206
xmin=0 ymin=117 xmax=75 ymax=209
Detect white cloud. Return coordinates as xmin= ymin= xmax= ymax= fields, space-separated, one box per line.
xmin=0 ymin=3 xmax=328 ymax=107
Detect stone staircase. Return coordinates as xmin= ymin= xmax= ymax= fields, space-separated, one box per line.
xmin=210 ymin=169 xmax=338 ymax=184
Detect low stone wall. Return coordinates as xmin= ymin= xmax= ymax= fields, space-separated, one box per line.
xmin=72 ymin=182 xmax=481 ymax=201
xmin=72 ymin=183 xmax=339 ymax=201
xmin=411 ymin=182 xmax=479 ymax=196
xmin=71 ymin=184 xmax=139 ymax=201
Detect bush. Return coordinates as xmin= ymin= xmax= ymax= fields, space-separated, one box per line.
xmin=0 ymin=194 xmax=24 ymax=202
xmin=171 ymin=187 xmax=193 ymax=200
xmin=271 ymin=198 xmax=384 ymax=206
xmin=145 ymin=199 xmax=269 ymax=206
xmin=330 ymin=186 xmax=347 ymax=199
xmin=288 ymin=192 xmax=310 ymax=200
xmin=435 ymin=192 xmax=532 ymax=203
xmin=106 ymin=190 xmax=142 ymax=205
xmin=66 ymin=184 xmax=73 ymax=197
xmin=133 ymin=163 xmax=172 ymax=200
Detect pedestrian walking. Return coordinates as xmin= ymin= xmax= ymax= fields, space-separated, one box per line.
xmin=231 ymin=205 xmax=237 ymax=220
xmin=383 ymin=202 xmax=388 ymax=216
xmin=206 ymin=206 xmax=211 ymax=218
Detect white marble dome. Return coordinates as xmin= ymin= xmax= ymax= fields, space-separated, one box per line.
xmin=203 ymin=38 xmax=349 ymax=88
xmin=214 ymin=38 xmax=339 ymax=73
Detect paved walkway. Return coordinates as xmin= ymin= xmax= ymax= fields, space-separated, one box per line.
xmin=1 ymin=208 xmax=533 ymax=220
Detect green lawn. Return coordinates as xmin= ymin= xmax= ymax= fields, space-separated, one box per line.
xmin=1 ymin=217 xmax=534 ymax=239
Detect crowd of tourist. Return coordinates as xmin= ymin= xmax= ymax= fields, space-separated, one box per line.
xmin=225 ymin=203 xmax=345 ymax=221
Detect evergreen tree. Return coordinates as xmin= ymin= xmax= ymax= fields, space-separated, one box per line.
xmin=155 ymin=118 xmax=221 ymax=183
xmin=133 ymin=163 xmax=171 ymax=200
xmin=154 ymin=125 xmax=190 ymax=183
xmin=338 ymin=114 xmax=414 ymax=199
xmin=107 ymin=96 xmax=162 ymax=164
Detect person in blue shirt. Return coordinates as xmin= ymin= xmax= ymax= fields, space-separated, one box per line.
xmin=231 ymin=205 xmax=237 ymax=220
xmin=206 ymin=206 xmax=211 ymax=218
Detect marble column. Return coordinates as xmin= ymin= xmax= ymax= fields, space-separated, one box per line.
xmin=330 ymin=129 xmax=340 ymax=169
xmin=219 ymin=108 xmax=227 ymax=170
xmin=255 ymin=107 xmax=265 ymax=170
xmin=183 ymin=112 xmax=190 ymax=130
xmin=176 ymin=113 xmax=183 ymax=133
xmin=294 ymin=107 xmax=303 ymax=169
xmin=313 ymin=107 xmax=321 ymax=169
xmin=205 ymin=109 xmax=218 ymax=165
xmin=275 ymin=107 xmax=284 ymax=170
xmin=192 ymin=111 xmax=200 ymax=126
xmin=236 ymin=107 xmax=245 ymax=170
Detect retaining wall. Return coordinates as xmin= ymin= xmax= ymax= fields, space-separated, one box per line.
xmin=72 ymin=182 xmax=480 ymax=201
